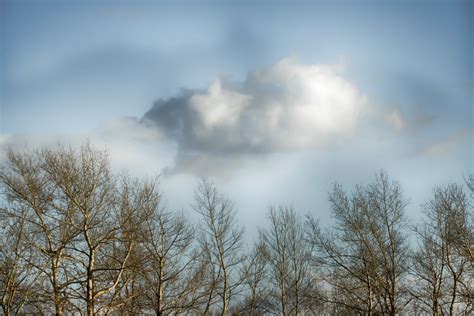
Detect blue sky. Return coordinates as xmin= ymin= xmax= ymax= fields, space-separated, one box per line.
xmin=0 ymin=0 xmax=472 ymax=230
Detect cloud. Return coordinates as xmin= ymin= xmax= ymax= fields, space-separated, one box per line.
xmin=143 ymin=58 xmax=368 ymax=175
xmin=384 ymin=105 xmax=435 ymax=132
xmin=1 ymin=57 xmax=451 ymax=181
xmin=0 ymin=134 xmax=10 ymax=146
xmin=96 ymin=117 xmax=162 ymax=142
xmin=418 ymin=129 xmax=472 ymax=157
xmin=0 ymin=117 xmax=171 ymax=177
xmin=385 ymin=106 xmax=406 ymax=131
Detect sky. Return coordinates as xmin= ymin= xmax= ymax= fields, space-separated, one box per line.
xmin=0 ymin=0 xmax=473 ymax=233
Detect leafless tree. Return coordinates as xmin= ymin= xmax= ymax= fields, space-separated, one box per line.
xmin=44 ymin=146 xmax=159 ymax=315
xmin=136 ymin=205 xmax=207 ymax=315
xmin=306 ymin=171 xmax=410 ymax=315
xmin=411 ymin=183 xmax=473 ymax=315
xmin=260 ymin=205 xmax=318 ymax=315
xmin=94 ymin=175 xmax=160 ymax=315
xmin=0 ymin=144 xmax=160 ymax=315
xmin=411 ymin=224 xmax=446 ymax=316
xmin=192 ymin=179 xmax=245 ymax=315
xmin=236 ymin=240 xmax=271 ymax=315
xmin=3 ymin=143 xmax=473 ymax=316
xmin=0 ymin=146 xmax=82 ymax=315
xmin=0 ymin=205 xmax=41 ymax=315
xmin=462 ymin=174 xmax=474 ymax=262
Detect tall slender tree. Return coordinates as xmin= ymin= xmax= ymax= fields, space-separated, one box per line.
xmin=193 ymin=179 xmax=245 ymax=315
xmin=261 ymin=205 xmax=318 ymax=315
xmin=238 ymin=240 xmax=270 ymax=315
xmin=139 ymin=207 xmax=205 ymax=315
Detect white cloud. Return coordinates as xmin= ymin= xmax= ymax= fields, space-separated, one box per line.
xmin=144 ymin=58 xmax=368 ymax=174
xmin=190 ymin=80 xmax=252 ymax=132
xmin=2 ymin=58 xmax=448 ymax=182
xmin=249 ymin=59 xmax=367 ymax=149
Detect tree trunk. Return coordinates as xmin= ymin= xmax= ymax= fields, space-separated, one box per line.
xmin=156 ymin=258 xmax=164 ymax=316
xmin=52 ymin=259 xmax=63 ymax=316
xmin=87 ymin=250 xmax=95 ymax=316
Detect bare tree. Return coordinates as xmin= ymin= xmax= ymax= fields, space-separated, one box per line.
xmin=306 ymin=171 xmax=410 ymax=315
xmin=42 ymin=146 xmax=159 ymax=315
xmin=137 ymin=206 xmax=206 ymax=315
xmin=2 ymin=143 xmax=473 ymax=315
xmin=193 ymin=179 xmax=245 ymax=315
xmin=94 ymin=176 xmax=160 ymax=315
xmin=0 ymin=205 xmax=41 ymax=315
xmin=237 ymin=240 xmax=270 ymax=315
xmin=412 ymin=183 xmax=473 ymax=315
xmin=0 ymin=144 xmax=161 ymax=315
xmin=462 ymin=174 xmax=474 ymax=262
xmin=411 ymin=225 xmax=446 ymax=316
xmin=261 ymin=205 xmax=318 ymax=315
xmin=0 ymin=146 xmax=81 ymax=315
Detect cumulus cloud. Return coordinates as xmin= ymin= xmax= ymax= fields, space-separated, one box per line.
xmin=143 ymin=58 xmax=368 ymax=175
xmin=1 ymin=58 xmax=444 ymax=180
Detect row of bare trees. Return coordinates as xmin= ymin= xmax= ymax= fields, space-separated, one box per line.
xmin=0 ymin=144 xmax=472 ymax=315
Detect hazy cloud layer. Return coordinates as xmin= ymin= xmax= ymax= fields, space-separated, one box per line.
xmin=0 ymin=117 xmax=174 ymax=177
xmin=143 ymin=58 xmax=368 ymax=175
xmin=417 ymin=129 xmax=472 ymax=158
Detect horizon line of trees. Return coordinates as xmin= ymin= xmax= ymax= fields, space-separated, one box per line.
xmin=0 ymin=143 xmax=472 ymax=315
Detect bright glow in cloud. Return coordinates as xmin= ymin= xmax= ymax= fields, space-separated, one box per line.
xmin=190 ymin=80 xmax=252 ymax=131
xmin=144 ymin=58 xmax=368 ymax=174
